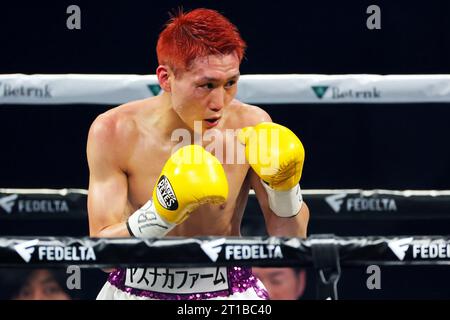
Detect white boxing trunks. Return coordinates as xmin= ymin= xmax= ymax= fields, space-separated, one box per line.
xmin=97 ymin=266 xmax=268 ymax=300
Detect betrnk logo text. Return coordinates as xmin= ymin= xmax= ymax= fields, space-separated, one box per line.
xmin=2 ymin=84 xmax=52 ymax=98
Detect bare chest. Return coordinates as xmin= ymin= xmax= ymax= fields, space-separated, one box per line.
xmin=125 ymin=140 xmax=250 ymax=214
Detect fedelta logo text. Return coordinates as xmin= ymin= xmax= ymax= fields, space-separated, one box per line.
xmin=201 ymin=239 xmax=283 ymax=262
xmin=388 ymin=238 xmax=450 ymax=261
xmin=0 ymin=82 xmax=52 ymax=98
xmin=311 ymin=85 xmax=381 ymax=100
xmin=325 ymin=193 xmax=397 ymax=213
xmin=412 ymin=242 xmax=450 ymax=259
xmin=224 ymin=244 xmax=283 ymax=261
xmin=0 ymin=194 xmax=70 ymax=214
xmin=14 ymin=239 xmax=96 ymax=262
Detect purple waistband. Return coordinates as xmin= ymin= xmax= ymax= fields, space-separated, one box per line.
xmin=108 ymin=267 xmax=268 ymax=300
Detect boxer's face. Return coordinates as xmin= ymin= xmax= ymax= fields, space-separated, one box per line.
xmin=169 ymin=53 xmax=240 ymax=132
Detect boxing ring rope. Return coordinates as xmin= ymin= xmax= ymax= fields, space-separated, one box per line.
xmin=1 ymin=74 xmax=450 ymax=105
xmin=2 ymin=188 xmax=450 ymax=220
xmin=1 ymin=235 xmax=450 ymax=268
xmin=2 ymin=187 xmax=450 ymax=299
xmin=2 ymin=74 xmax=450 ymax=299
xmin=2 ymin=234 xmax=449 ymax=299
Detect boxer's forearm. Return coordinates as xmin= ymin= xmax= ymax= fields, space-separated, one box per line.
xmin=92 ymin=222 xmax=131 ymax=238
xmin=266 ymin=203 xmax=309 ymax=238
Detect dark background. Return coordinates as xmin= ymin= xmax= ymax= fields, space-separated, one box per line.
xmin=1 ymin=0 xmax=450 ymax=299
xmin=1 ymin=0 xmax=450 ymax=75
xmin=1 ymin=0 xmax=450 ymax=189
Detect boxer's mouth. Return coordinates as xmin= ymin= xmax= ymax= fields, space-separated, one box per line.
xmin=204 ymin=117 xmax=221 ymax=128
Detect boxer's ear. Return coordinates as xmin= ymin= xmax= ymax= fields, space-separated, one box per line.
xmin=156 ymin=65 xmax=171 ymax=92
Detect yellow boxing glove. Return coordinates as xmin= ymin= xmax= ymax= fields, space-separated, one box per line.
xmin=239 ymin=122 xmax=305 ymax=217
xmin=127 ymin=145 xmax=228 ymax=237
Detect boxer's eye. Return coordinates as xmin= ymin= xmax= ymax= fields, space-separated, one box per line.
xmin=225 ymin=80 xmax=236 ymax=89
xmin=200 ymin=83 xmax=215 ymax=90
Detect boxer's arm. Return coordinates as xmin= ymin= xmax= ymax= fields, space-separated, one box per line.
xmin=250 ymin=169 xmax=309 ymax=238
xmin=239 ymin=106 xmax=309 ymax=237
xmin=87 ymin=117 xmax=130 ymax=238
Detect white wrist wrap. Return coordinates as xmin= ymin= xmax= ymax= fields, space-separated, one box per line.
xmin=261 ymin=180 xmax=303 ymax=217
xmin=126 ymin=199 xmax=175 ymax=237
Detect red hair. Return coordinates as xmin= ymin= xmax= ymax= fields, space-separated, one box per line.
xmin=157 ymin=8 xmax=246 ymax=73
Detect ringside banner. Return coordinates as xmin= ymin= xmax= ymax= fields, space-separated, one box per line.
xmin=1 ymin=236 xmax=449 ymax=268
xmin=2 ymin=74 xmax=450 ymax=105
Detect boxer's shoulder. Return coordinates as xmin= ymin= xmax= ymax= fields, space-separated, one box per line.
xmin=89 ymin=111 xmax=135 ymax=145
xmin=87 ymin=99 xmax=152 ymax=163
xmin=229 ymin=100 xmax=272 ymax=127
xmin=89 ymin=97 xmax=160 ymax=142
